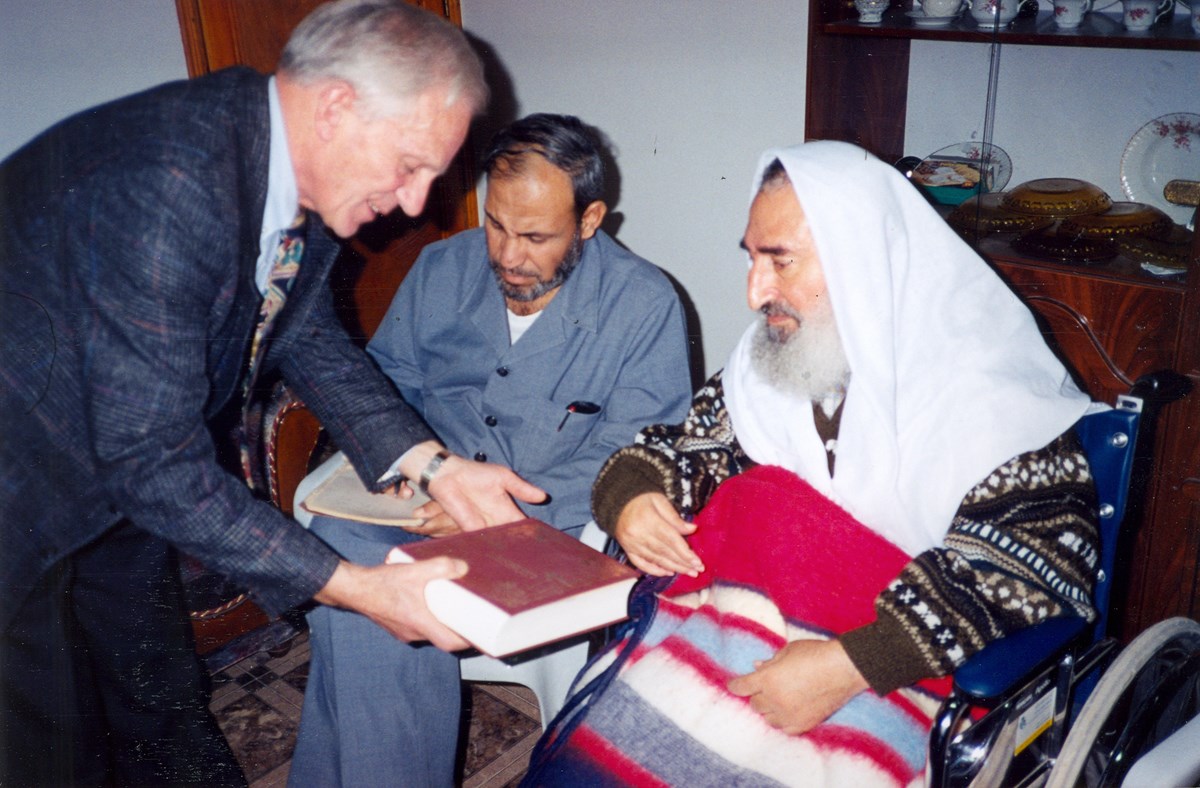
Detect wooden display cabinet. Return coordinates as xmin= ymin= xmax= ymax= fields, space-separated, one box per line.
xmin=805 ymin=0 xmax=1200 ymax=641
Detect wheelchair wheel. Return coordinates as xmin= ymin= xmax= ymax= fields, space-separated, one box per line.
xmin=1047 ymin=617 xmax=1200 ymax=788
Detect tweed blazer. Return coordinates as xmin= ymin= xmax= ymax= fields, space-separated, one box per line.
xmin=0 ymin=68 xmax=434 ymax=631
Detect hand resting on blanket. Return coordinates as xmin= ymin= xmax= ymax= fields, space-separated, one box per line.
xmin=613 ymin=491 xmax=705 ymax=577
xmin=727 ymin=638 xmax=870 ymax=735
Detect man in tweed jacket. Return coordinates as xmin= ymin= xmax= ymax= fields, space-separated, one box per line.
xmin=0 ymin=2 xmax=541 ymax=784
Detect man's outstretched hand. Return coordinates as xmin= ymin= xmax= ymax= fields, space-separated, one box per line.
xmin=314 ymin=558 xmax=470 ymax=651
xmin=726 ymin=638 xmax=870 ymax=735
xmin=400 ymin=441 xmax=547 ymax=532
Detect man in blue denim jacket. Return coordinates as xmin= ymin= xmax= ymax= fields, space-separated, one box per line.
xmin=290 ymin=113 xmax=693 ymax=786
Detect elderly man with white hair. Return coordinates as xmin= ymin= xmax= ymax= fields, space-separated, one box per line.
xmin=526 ymin=141 xmax=1100 ymax=786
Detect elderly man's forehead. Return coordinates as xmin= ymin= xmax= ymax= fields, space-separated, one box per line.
xmin=740 ymin=184 xmax=813 ymax=251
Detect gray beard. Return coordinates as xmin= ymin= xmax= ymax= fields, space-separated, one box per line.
xmin=749 ymin=298 xmax=850 ymax=403
xmin=490 ymin=228 xmax=583 ymax=303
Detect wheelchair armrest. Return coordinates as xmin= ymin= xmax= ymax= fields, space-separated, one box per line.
xmin=953 ymin=616 xmax=1089 ymax=703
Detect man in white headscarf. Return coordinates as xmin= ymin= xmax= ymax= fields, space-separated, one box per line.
xmin=585 ymin=141 xmax=1099 ymax=756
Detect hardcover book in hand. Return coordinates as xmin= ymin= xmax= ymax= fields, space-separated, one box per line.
xmin=387 ymin=518 xmax=639 ymax=658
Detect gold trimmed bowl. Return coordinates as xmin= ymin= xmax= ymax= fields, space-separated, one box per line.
xmin=1116 ymin=225 xmax=1193 ymax=271
xmin=1059 ymin=201 xmax=1174 ymax=239
xmin=948 ymin=192 xmax=1055 ymax=235
xmin=1012 ymin=222 xmax=1119 ymax=264
xmin=1001 ymin=178 xmax=1114 ymax=217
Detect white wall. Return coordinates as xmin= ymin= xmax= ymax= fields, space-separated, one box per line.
xmin=460 ymin=1 xmax=810 ymax=379
xmin=0 ymin=0 xmax=188 ymax=159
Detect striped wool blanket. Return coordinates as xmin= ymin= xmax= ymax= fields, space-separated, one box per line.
xmin=524 ymin=465 xmax=951 ymax=787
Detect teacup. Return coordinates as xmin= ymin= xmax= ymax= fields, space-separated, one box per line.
xmin=1053 ymin=0 xmax=1091 ymax=27
xmin=922 ymin=0 xmax=964 ymax=16
xmin=1121 ymin=0 xmax=1158 ymax=29
xmin=970 ymin=0 xmax=1020 ymax=25
xmin=855 ymin=0 xmax=890 ymax=23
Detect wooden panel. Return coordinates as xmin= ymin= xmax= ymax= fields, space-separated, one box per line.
xmin=266 ymin=400 xmax=323 ymax=516
xmin=805 ymin=0 xmax=910 ymax=163
xmin=175 ymin=0 xmax=319 ymax=76
xmin=332 ymin=215 xmax=444 ymax=340
xmin=176 ymin=0 xmax=464 ymax=77
xmin=805 ymin=34 xmax=910 ymax=163
xmin=1126 ymin=401 xmax=1200 ymax=637
xmin=989 ymin=259 xmax=1185 ymax=401
xmin=1122 ymin=232 xmax=1200 ymax=637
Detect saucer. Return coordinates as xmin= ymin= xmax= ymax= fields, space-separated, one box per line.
xmin=906 ymin=9 xmax=961 ymax=25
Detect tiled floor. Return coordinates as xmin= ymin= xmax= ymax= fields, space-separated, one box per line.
xmin=208 ymin=633 xmax=542 ymax=787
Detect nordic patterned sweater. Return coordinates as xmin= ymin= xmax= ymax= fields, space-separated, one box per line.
xmin=591 ymin=370 xmax=1099 ymax=696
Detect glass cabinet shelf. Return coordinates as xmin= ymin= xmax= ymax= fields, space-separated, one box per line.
xmin=824 ymin=7 xmax=1200 ymax=50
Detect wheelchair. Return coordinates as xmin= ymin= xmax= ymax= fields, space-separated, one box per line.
xmin=929 ymin=372 xmax=1197 ymax=788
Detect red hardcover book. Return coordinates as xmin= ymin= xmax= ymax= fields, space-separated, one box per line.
xmin=388 ymin=518 xmax=639 ymax=657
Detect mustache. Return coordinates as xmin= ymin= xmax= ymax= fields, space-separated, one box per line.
xmin=491 ymin=262 xmax=542 ymax=279
xmin=759 ymin=302 xmax=802 ymax=321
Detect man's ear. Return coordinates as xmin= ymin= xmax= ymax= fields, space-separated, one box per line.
xmin=313 ymin=80 xmax=357 ymax=142
xmin=578 ymin=200 xmax=607 ymax=240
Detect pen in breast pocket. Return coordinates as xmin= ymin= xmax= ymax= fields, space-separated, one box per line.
xmin=557 ymin=400 xmax=601 ymax=431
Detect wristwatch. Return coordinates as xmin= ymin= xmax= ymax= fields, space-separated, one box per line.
xmin=418 ymin=449 xmax=452 ymax=494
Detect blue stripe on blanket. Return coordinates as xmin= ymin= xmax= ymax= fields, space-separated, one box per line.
xmin=828 ymin=692 xmax=928 ymax=773
xmin=651 ymin=608 xmax=779 ymax=676
xmin=584 ymin=680 xmax=790 ymax=787
xmin=645 ymin=603 xmax=928 ymax=775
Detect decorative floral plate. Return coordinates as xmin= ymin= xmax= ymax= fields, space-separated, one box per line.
xmin=1120 ymin=113 xmax=1200 ymax=226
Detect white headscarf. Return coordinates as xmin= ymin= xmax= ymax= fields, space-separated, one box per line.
xmin=724 ymin=141 xmax=1092 ymax=556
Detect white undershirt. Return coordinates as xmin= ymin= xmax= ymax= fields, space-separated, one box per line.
xmin=506 ymin=309 xmax=541 ymax=344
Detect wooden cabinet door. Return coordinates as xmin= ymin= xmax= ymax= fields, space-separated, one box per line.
xmin=174 ymin=0 xmax=477 ymax=339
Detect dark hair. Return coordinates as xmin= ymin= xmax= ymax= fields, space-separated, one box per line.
xmin=482 ymin=113 xmax=605 ymax=217
xmin=759 ymin=157 xmax=791 ymax=192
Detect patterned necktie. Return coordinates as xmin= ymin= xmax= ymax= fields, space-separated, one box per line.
xmin=240 ymin=210 xmax=307 ymax=488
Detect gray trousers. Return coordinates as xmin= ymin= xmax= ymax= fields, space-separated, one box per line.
xmin=288 ymin=517 xmax=461 ymax=788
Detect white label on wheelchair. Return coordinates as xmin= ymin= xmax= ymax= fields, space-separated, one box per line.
xmin=1014 ymin=686 xmax=1056 ymax=755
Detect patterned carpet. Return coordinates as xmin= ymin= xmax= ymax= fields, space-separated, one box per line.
xmin=208 ymin=632 xmax=543 ymax=787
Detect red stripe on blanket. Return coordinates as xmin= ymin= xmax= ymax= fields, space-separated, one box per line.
xmin=573 ymin=724 xmax=671 ymax=787
xmin=668 ymin=465 xmax=912 ymax=635
xmin=664 ymin=590 xmax=791 ymax=647
xmin=657 ymin=633 xmax=744 ymax=690
xmin=807 ymin=723 xmax=918 ymax=784
xmin=891 ymin=678 xmax=953 ymax=725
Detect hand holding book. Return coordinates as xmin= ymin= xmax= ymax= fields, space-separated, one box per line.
xmin=385 ymin=518 xmax=638 ymax=658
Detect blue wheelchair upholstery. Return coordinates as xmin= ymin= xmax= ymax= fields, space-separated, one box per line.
xmin=928 ymin=393 xmax=1146 ymax=787
xmin=952 ymin=398 xmax=1141 ymax=700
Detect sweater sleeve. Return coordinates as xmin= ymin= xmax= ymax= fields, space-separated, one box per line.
xmin=841 ymin=431 xmax=1099 ymax=695
xmin=592 ymin=371 xmax=752 ymax=535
